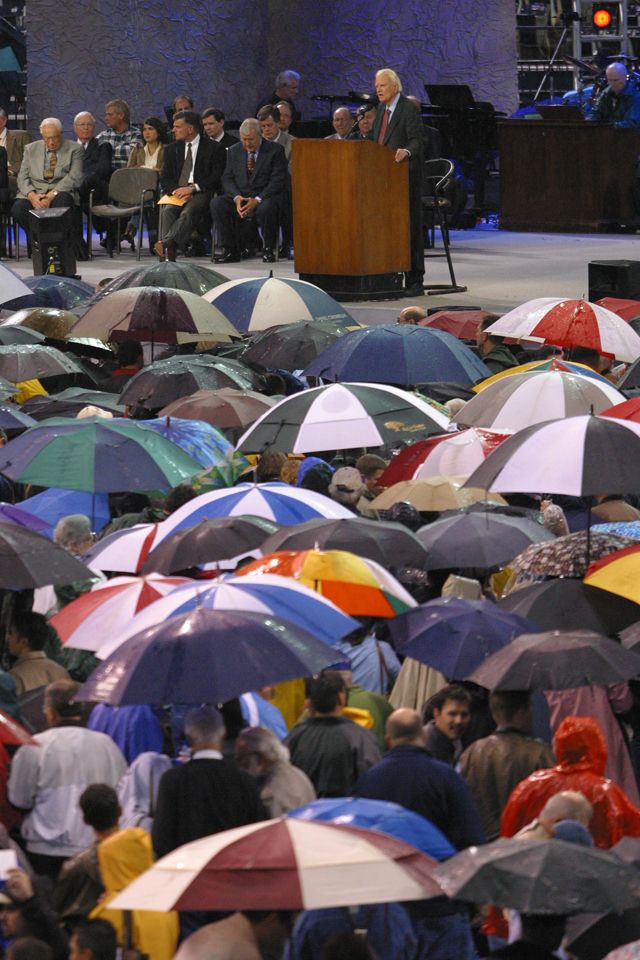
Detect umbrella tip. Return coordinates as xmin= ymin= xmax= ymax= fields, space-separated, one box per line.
xmin=268 ymin=270 xmax=273 ymax=279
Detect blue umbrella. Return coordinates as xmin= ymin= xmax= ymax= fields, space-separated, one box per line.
xmin=0 ymin=405 xmax=37 ymax=430
xmin=389 ymin=597 xmax=535 ymax=679
xmin=20 ymin=487 xmax=111 ymax=537
xmin=592 ymin=522 xmax=640 ymax=540
xmin=2 ymin=276 xmax=96 ymax=312
xmin=303 ymin=325 xmax=491 ymax=386
xmin=75 ymin=608 xmax=340 ymax=705
xmin=141 ymin=416 xmax=244 ymax=470
xmin=92 ymin=574 xmax=360 ymax=658
xmin=0 ymin=503 xmax=51 ymax=534
xmin=288 ymin=797 xmax=455 ymax=860
xmin=203 ymin=276 xmax=354 ymax=334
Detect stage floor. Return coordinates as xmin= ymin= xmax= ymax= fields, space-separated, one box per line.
xmin=5 ymin=226 xmax=638 ymax=319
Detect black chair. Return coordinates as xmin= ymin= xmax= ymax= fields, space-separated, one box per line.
xmin=88 ymin=168 xmax=159 ymax=260
xmin=0 ymin=188 xmax=17 ymax=258
xmin=421 ymin=158 xmax=467 ymax=295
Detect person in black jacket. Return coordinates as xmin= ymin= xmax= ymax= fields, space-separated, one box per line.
xmin=154 ymin=109 xmax=225 ymax=261
xmin=0 ymin=869 xmax=68 ymax=960
xmin=211 ymin=117 xmax=286 ymax=263
xmin=73 ymin=112 xmax=112 ymax=204
xmin=370 ymin=68 xmax=425 ymax=297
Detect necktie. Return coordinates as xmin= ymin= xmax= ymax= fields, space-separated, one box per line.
xmin=247 ymin=151 xmax=255 ymax=174
xmin=377 ymin=108 xmax=391 ymax=144
xmin=43 ymin=150 xmax=57 ymax=181
xmin=178 ymin=142 xmax=193 ymax=186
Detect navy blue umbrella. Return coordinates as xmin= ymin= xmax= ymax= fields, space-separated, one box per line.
xmin=389 ymin=597 xmax=535 ymax=679
xmin=75 ymin=608 xmax=339 ymax=705
xmin=288 ymin=797 xmax=455 ymax=861
xmin=303 ymin=324 xmax=491 ymax=386
xmin=2 ymin=276 xmax=96 ymax=311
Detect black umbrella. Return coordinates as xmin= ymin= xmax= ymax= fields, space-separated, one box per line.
xmin=466 ymin=629 xmax=640 ymax=691
xmin=0 ymin=522 xmax=94 ymax=589
xmin=86 ymin=261 xmax=229 ymax=298
xmin=416 ymin=512 xmax=553 ymax=571
xmin=21 ymin=388 xmax=125 ymax=421
xmin=140 ymin=516 xmax=281 ymax=575
xmin=243 ymin=320 xmax=359 ymax=372
xmin=0 ymin=345 xmax=84 ymax=382
xmin=258 ymin=516 xmax=428 ymax=568
xmin=498 ymin=579 xmax=640 ymax=635
xmin=433 ymin=838 xmax=640 ymax=914
xmin=119 ymin=356 xmax=258 ymax=410
xmin=566 ymin=908 xmax=640 ymax=960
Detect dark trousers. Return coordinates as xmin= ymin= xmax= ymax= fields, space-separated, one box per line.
xmin=408 ymin=170 xmax=425 ymax=282
xmin=12 ymin=192 xmax=76 ymax=243
xmin=210 ymin=193 xmax=280 ymax=253
xmin=161 ymin=192 xmax=212 ymax=250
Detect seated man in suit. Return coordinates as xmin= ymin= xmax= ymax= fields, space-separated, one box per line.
xmin=11 ymin=117 xmax=84 ymax=247
xmin=325 ymin=106 xmax=353 ymax=141
xmin=211 ymin=117 xmax=287 ymax=264
xmin=154 ymin=109 xmax=226 ymax=261
xmin=0 ymin=109 xmax=29 ymax=197
xmin=202 ymin=108 xmax=237 ymax=150
xmin=73 ymin=111 xmax=112 ymax=204
xmin=257 ymin=104 xmax=294 ymax=259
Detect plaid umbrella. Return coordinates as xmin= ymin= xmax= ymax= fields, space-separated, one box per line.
xmin=506 ymin=531 xmax=636 ymax=588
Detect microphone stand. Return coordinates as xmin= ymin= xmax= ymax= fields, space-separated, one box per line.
xmin=534 ymin=11 xmax=581 ymax=102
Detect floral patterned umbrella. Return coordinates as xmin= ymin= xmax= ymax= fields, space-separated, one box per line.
xmin=505 ymin=531 xmax=637 ymax=593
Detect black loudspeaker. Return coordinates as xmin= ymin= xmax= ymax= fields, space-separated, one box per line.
xmin=588 ymin=259 xmax=640 ymax=302
xmin=29 ymin=207 xmax=76 ymax=277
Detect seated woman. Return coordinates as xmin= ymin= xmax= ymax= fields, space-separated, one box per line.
xmin=123 ymin=115 xmax=167 ymax=248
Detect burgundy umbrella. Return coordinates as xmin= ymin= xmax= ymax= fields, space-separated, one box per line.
xmin=159 ymin=388 xmax=278 ymax=429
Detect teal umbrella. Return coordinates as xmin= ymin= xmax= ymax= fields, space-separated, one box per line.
xmin=0 ymin=416 xmax=202 ymax=492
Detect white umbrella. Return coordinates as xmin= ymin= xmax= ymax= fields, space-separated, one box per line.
xmin=413 ymin=429 xmax=512 ymax=479
xmin=0 ymin=264 xmax=31 ymax=307
xmin=109 ymin=817 xmax=442 ymax=911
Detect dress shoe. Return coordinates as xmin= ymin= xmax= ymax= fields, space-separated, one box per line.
xmin=153 ymin=240 xmax=166 ymax=260
xmin=404 ymin=283 xmax=425 ymax=298
xmin=165 ymin=242 xmax=177 ymax=262
xmin=279 ymin=244 xmax=293 ymax=260
xmin=215 ymin=250 xmax=241 ymax=264
xmin=262 ymin=249 xmax=276 ymax=263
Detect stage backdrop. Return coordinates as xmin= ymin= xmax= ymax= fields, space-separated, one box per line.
xmin=25 ymin=0 xmax=517 ymax=135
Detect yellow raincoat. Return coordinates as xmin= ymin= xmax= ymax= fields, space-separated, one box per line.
xmin=90 ymin=827 xmax=178 ymax=960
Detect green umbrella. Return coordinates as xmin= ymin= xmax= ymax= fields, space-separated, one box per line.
xmin=0 ymin=416 xmax=203 ymax=492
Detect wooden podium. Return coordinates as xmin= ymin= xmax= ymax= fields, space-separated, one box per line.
xmin=291 ymin=139 xmax=410 ymax=300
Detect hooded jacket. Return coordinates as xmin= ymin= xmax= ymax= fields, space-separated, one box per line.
xmin=500 ymin=716 xmax=640 ymax=848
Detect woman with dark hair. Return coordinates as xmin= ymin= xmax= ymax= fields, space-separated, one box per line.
xmin=124 ymin=116 xmax=168 ymax=247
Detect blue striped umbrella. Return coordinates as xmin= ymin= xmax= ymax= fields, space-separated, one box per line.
xmin=203 ymin=276 xmax=354 ymax=333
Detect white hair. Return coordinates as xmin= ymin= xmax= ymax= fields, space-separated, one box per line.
xmin=39 ymin=117 xmax=63 ymax=134
xmin=240 ymin=117 xmax=262 ymax=137
xmin=238 ymin=726 xmax=290 ymax=762
xmin=74 ymin=111 xmax=95 ymax=124
xmin=54 ymin=514 xmax=92 ymax=550
xmin=375 ymin=68 xmax=403 ymax=93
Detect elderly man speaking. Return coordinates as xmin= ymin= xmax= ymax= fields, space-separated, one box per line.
xmin=11 ymin=116 xmax=83 ymax=247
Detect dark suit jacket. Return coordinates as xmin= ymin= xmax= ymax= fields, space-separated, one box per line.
xmin=371 ymin=95 xmax=424 ymax=166
xmin=215 ymin=132 xmax=238 ymax=151
xmin=221 ymin=137 xmax=286 ymax=201
xmin=81 ymin=138 xmax=112 ymax=181
xmin=160 ymin=135 xmax=225 ymax=197
xmin=0 ymin=147 xmax=7 ymax=191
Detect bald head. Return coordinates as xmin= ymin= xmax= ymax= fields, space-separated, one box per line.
xmin=385 ymin=708 xmax=425 ymax=748
xmin=607 ymin=62 xmax=627 ymax=94
xmin=540 ymin=790 xmax=593 ymax=828
xmin=398 ymin=305 xmax=427 ymax=325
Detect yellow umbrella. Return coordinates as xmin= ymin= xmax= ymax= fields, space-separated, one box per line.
xmin=369 ymin=476 xmax=506 ymax=512
xmin=584 ymin=544 xmax=640 ymax=604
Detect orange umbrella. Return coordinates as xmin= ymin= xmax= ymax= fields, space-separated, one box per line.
xmin=235 ymin=549 xmax=415 ymax=617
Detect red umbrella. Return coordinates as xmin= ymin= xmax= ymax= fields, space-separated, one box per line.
xmin=419 ymin=310 xmax=491 ymax=340
xmin=379 ymin=430 xmax=509 ymax=485
xmin=0 ymin=709 xmax=38 ymax=746
xmin=595 ymin=297 xmax=640 ymax=323
xmin=600 ymin=396 xmax=640 ymax=424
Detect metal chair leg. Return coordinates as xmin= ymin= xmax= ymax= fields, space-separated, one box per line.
xmin=423 ymin=206 xmax=467 ymax=295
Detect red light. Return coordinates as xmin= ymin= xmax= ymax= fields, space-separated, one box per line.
xmin=593 ymin=7 xmax=613 ymax=27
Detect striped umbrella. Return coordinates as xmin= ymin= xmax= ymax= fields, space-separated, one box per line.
xmin=108 ymin=818 xmax=442 ymax=911
xmin=484 ymin=298 xmax=640 ymax=362
xmin=80 ymin=573 xmax=360 ymax=659
xmin=473 ymin=358 xmax=612 ymax=393
xmin=236 ymin=548 xmax=416 ymax=617
xmin=413 ymin=429 xmax=512 ymax=479
xmin=50 ymin=574 xmax=191 ymax=652
xmin=202 ymin=276 xmax=354 ymax=333
xmin=69 ymin=286 xmax=238 ymax=345
xmin=454 ymin=370 xmax=623 ymax=432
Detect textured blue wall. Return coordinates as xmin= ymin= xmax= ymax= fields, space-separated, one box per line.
xmin=25 ymin=0 xmax=517 ymax=136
